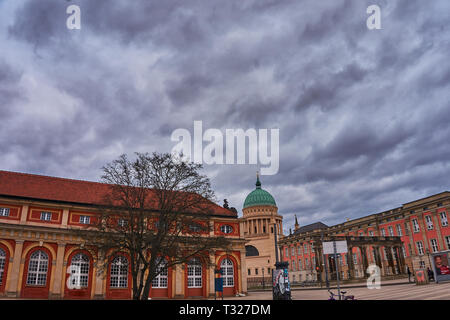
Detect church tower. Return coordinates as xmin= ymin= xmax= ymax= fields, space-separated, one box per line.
xmin=240 ymin=173 xmax=283 ymax=286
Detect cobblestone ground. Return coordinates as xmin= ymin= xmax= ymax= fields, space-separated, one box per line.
xmin=223 ymin=280 xmax=450 ymax=300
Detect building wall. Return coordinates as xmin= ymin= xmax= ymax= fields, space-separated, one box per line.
xmin=0 ymin=197 xmax=246 ymax=299
xmin=240 ymin=205 xmax=282 ymax=286
xmin=280 ymin=192 xmax=450 ymax=279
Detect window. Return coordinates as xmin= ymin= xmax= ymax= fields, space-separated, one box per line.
xmin=152 ymin=258 xmax=168 ymax=288
xmin=40 ymin=211 xmax=52 ymax=221
xmin=26 ymin=250 xmax=49 ymax=286
xmin=69 ymin=253 xmax=90 ymax=288
xmin=430 ymin=239 xmax=439 ymax=253
xmin=291 ymin=247 xmax=295 ymax=256
xmin=396 ymin=224 xmax=403 ymax=236
xmin=425 ymin=215 xmax=434 ymax=230
xmin=416 ymin=241 xmax=424 ymax=255
xmin=380 ymin=228 xmax=386 ymax=236
xmin=419 ymin=261 xmax=426 ymax=269
xmin=117 ymin=218 xmax=128 ymax=227
xmin=298 ymin=259 xmax=302 ymax=271
xmin=255 ymin=268 xmax=259 ymax=275
xmin=304 ymin=244 xmax=308 ymax=254
xmin=445 ymin=236 xmax=450 ymax=250
xmin=297 ymin=246 xmax=302 ymax=255
xmin=440 ymin=212 xmax=448 ymax=227
xmin=402 ymin=245 xmax=407 ymax=258
xmin=305 ymin=258 xmax=309 ymax=269
xmin=187 ymin=258 xmax=202 ymax=288
xmin=412 ymin=219 xmax=420 ymax=233
xmin=388 ymin=226 xmax=394 ymax=236
xmin=189 ymin=223 xmax=202 ymax=233
xmin=220 ymin=258 xmax=234 ymax=287
xmin=285 ymin=248 xmax=289 ymax=258
xmin=220 ymin=225 xmax=233 ymax=234
xmin=369 ymin=230 xmax=374 ymax=236
xmin=110 ymin=256 xmax=128 ymax=288
xmin=0 ymin=208 xmax=10 ymax=217
xmin=291 ymin=260 xmax=296 ymax=271
xmin=0 ymin=249 xmax=5 ymax=284
xmin=79 ymin=216 xmax=90 ymax=225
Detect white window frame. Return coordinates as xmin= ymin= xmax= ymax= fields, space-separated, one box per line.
xmin=152 ymin=258 xmax=168 ymax=288
xmin=416 ymin=241 xmax=424 ymax=255
xmin=187 ymin=258 xmax=202 ymax=288
xmin=40 ymin=211 xmax=52 ymax=221
xmin=0 ymin=248 xmax=5 ymax=285
xmin=0 ymin=208 xmax=10 ymax=217
xmin=445 ymin=236 xmax=450 ymax=250
xmin=110 ymin=256 xmax=128 ymax=288
xmin=440 ymin=212 xmax=448 ymax=227
xmin=69 ymin=253 xmax=90 ymax=288
xmin=79 ymin=215 xmax=90 ymax=225
xmin=298 ymin=259 xmax=302 ymax=271
xmin=291 ymin=247 xmax=295 ymax=256
xmin=118 ymin=218 xmax=128 ymax=227
xmin=369 ymin=230 xmax=374 ymax=236
xmin=297 ymin=246 xmax=302 ymax=255
xmin=412 ymin=219 xmax=420 ymax=233
xmin=430 ymin=239 xmax=439 ymax=253
xmin=425 ymin=215 xmax=434 ymax=230
xmin=220 ymin=225 xmax=233 ymax=234
xmin=26 ymin=250 xmax=49 ymax=286
xmin=396 ymin=224 xmax=403 ymax=236
xmin=304 ymin=244 xmax=308 ymax=254
xmin=220 ymin=258 xmax=234 ymax=287
xmin=380 ymin=228 xmax=386 ymax=236
xmin=388 ymin=226 xmax=394 ymax=236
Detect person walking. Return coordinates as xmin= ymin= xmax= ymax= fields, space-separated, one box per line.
xmin=407 ymin=266 xmax=412 ymax=283
xmin=427 ymin=267 xmax=434 ymax=281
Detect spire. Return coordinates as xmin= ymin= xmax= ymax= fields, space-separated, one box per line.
xmin=256 ymin=171 xmax=261 ymax=189
xmin=294 ymin=214 xmax=299 ymax=230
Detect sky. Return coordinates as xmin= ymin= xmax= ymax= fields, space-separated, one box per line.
xmin=0 ymin=0 xmax=449 ymax=234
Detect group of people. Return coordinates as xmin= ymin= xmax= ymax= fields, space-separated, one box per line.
xmin=406 ymin=254 xmax=450 ymax=283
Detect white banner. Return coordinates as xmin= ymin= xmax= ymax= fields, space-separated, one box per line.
xmin=323 ymin=240 xmax=348 ymax=254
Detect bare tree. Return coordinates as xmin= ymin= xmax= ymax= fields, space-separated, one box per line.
xmin=76 ymin=152 xmax=233 ymax=300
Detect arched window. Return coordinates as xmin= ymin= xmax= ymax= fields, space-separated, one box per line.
xmin=0 ymin=248 xmax=5 ymax=285
xmin=187 ymin=258 xmax=202 ymax=288
xmin=151 ymin=258 xmax=168 ymax=288
xmin=220 ymin=225 xmax=233 ymax=234
xmin=110 ymin=256 xmax=128 ymax=288
xmin=69 ymin=253 xmax=90 ymax=288
xmin=245 ymin=245 xmax=259 ymax=257
xmin=220 ymin=258 xmax=234 ymax=287
xmin=26 ymin=250 xmax=49 ymax=286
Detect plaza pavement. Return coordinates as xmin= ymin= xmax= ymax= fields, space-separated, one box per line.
xmin=222 ymin=279 xmax=450 ymax=300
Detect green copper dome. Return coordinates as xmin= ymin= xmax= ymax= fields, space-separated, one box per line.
xmin=243 ymin=175 xmax=277 ymax=209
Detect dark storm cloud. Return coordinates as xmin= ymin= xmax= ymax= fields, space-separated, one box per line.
xmin=1 ymin=0 xmax=449 ymax=234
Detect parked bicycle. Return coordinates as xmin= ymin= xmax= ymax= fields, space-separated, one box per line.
xmin=327 ymin=289 xmax=356 ymax=300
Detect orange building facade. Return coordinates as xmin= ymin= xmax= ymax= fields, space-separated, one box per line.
xmin=280 ymin=191 xmax=450 ymax=283
xmin=0 ymin=170 xmax=247 ymax=299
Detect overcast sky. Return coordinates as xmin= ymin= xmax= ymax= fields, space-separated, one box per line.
xmin=0 ymin=0 xmax=449 ymax=234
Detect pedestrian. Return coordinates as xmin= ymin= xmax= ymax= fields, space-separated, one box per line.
xmin=407 ymin=266 xmax=412 ymax=283
xmin=427 ymin=267 xmax=434 ymax=281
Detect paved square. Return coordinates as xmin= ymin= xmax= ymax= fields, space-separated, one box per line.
xmin=224 ymin=281 xmax=450 ymax=300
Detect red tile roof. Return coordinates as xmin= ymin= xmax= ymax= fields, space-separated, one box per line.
xmin=0 ymin=170 xmax=236 ymax=217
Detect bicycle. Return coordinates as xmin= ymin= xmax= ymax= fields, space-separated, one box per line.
xmin=327 ymin=289 xmax=356 ymax=300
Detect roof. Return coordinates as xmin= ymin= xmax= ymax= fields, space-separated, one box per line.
xmin=0 ymin=170 xmax=236 ymax=217
xmin=293 ymin=222 xmax=329 ymax=235
xmin=243 ymin=176 xmax=276 ymax=209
